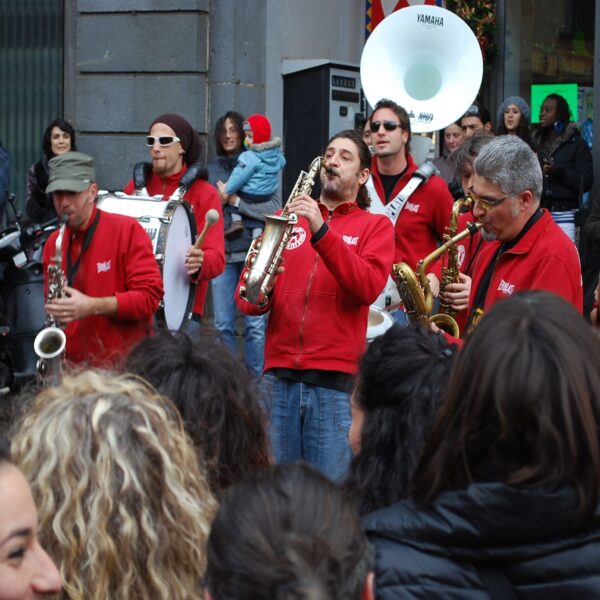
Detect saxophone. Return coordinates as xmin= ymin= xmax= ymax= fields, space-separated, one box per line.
xmin=438 ymin=195 xmax=475 ymax=317
xmin=33 ymin=217 xmax=68 ymax=386
xmin=239 ymin=156 xmax=329 ymax=306
xmin=393 ymin=221 xmax=483 ymax=337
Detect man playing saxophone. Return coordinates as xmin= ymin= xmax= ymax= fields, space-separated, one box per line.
xmin=236 ymin=130 xmax=394 ymax=481
xmin=436 ymin=132 xmax=495 ymax=333
xmin=436 ymin=135 xmax=582 ymax=340
xmin=43 ymin=152 xmax=163 ymax=367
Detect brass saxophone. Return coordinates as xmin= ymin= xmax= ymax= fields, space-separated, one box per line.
xmin=240 ymin=156 xmax=329 ymax=306
xmin=393 ymin=221 xmax=483 ymax=337
xmin=438 ymin=195 xmax=475 ymax=317
xmin=33 ymin=217 xmax=68 ymax=386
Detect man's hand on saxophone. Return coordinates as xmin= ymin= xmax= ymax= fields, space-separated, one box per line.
xmin=439 ymin=273 xmax=472 ymax=312
xmin=425 ymin=273 xmax=440 ymax=299
xmin=286 ymin=193 xmax=324 ymax=234
xmin=46 ymin=286 xmax=118 ymax=323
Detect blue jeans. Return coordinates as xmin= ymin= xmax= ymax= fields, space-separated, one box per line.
xmin=391 ymin=307 xmax=409 ymax=326
xmin=262 ymin=374 xmax=352 ymax=481
xmin=211 ymin=261 xmax=266 ymax=375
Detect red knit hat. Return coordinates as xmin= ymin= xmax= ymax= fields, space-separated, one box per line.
xmin=245 ymin=114 xmax=271 ymax=144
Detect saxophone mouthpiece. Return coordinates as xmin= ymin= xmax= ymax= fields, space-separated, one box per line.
xmin=59 ymin=214 xmax=69 ymax=225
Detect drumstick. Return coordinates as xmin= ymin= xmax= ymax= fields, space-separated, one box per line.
xmin=194 ymin=209 xmax=220 ymax=249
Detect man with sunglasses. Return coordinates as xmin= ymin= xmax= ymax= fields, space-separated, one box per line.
xmin=366 ymin=98 xmax=454 ymax=320
xmin=457 ymin=135 xmax=582 ymax=332
xmin=124 ymin=113 xmax=225 ymax=327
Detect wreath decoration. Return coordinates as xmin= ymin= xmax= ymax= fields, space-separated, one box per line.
xmin=450 ymin=0 xmax=498 ymax=69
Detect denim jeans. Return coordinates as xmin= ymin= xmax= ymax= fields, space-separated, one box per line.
xmin=211 ymin=261 xmax=266 ymax=375
xmin=261 ymin=374 xmax=353 ymax=481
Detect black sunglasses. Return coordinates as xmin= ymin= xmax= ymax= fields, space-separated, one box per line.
xmin=370 ymin=120 xmax=403 ymax=132
xmin=146 ymin=135 xmax=181 ymax=147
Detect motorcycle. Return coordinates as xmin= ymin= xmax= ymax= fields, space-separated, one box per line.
xmin=0 ymin=196 xmax=58 ymax=394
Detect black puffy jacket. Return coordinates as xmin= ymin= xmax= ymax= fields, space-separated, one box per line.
xmin=532 ymin=124 xmax=593 ymax=212
xmin=364 ymin=483 xmax=600 ymax=599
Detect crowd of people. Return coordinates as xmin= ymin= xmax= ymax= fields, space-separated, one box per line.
xmin=1 ymin=89 xmax=600 ymax=599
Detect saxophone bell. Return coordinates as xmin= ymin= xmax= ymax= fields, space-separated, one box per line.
xmin=34 ymin=217 xmax=68 ymax=386
xmin=34 ymin=327 xmax=66 ymax=388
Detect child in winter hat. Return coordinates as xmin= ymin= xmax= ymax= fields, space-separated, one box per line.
xmin=217 ymin=114 xmax=286 ymax=237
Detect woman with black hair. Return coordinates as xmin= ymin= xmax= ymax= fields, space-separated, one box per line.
xmin=531 ymin=93 xmax=593 ymax=241
xmin=205 ymin=463 xmax=375 ymax=600
xmin=25 ymin=118 xmax=77 ymax=223
xmin=344 ymin=324 xmax=456 ymax=515
xmin=125 ymin=329 xmax=271 ymax=497
xmin=365 ymin=291 xmax=600 ymax=599
xmin=207 ymin=111 xmax=279 ymax=375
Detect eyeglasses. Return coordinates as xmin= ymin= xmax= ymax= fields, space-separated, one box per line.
xmin=146 ymin=136 xmax=181 ymax=147
xmin=370 ymin=120 xmax=403 ymax=132
xmin=465 ymin=104 xmax=481 ymax=116
xmin=467 ymin=188 xmax=520 ymax=211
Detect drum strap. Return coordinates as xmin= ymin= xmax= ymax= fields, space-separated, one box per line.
xmin=67 ymin=210 xmax=101 ymax=286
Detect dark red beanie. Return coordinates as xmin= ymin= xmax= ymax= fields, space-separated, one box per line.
xmin=245 ymin=114 xmax=271 ymax=144
xmin=150 ymin=113 xmax=202 ymax=166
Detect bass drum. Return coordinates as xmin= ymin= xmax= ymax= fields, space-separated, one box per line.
xmin=97 ymin=192 xmax=196 ymax=331
xmin=366 ymin=305 xmax=394 ymax=343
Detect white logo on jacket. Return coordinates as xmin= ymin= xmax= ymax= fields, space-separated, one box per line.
xmin=457 ymin=245 xmax=466 ymax=269
xmin=497 ymin=279 xmax=515 ymax=295
xmin=97 ymin=260 xmax=111 ymax=273
xmin=405 ymin=201 xmax=420 ymax=213
xmin=286 ymin=226 xmax=306 ymax=250
xmin=342 ymin=235 xmax=359 ymax=246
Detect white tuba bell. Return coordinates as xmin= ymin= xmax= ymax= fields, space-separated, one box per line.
xmin=360 ymin=4 xmax=483 ymax=134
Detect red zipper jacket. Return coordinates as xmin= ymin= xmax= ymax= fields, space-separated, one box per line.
xmin=124 ymin=165 xmax=225 ymax=316
xmin=43 ymin=207 xmax=164 ymax=367
xmin=442 ymin=210 xmax=582 ymax=347
xmin=469 ymin=209 xmax=583 ymax=317
xmin=369 ymin=154 xmax=454 ymax=270
xmin=236 ymin=201 xmax=394 ymax=374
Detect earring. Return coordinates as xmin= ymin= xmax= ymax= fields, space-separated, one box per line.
xmin=553 ymin=120 xmax=565 ymax=134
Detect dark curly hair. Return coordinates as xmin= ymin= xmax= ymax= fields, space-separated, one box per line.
xmin=541 ymin=93 xmax=572 ymax=131
xmin=125 ymin=329 xmax=271 ymax=497
xmin=344 ymin=324 xmax=456 ymax=515
xmin=327 ymin=129 xmax=372 ymax=209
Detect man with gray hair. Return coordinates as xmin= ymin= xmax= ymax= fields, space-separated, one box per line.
xmin=464 ymin=135 xmax=582 ymax=329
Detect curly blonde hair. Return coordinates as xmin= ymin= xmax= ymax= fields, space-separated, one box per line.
xmin=11 ymin=370 xmax=217 ymax=600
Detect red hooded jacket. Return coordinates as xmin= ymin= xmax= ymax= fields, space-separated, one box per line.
xmin=236 ymin=201 xmax=394 ymax=374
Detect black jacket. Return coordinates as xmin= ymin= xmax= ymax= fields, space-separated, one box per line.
xmin=364 ymin=483 xmax=600 ymax=599
xmin=532 ymin=124 xmax=593 ymax=212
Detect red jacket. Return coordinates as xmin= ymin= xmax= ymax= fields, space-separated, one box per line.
xmin=369 ymin=154 xmax=454 ymax=270
xmin=236 ymin=201 xmax=394 ymax=374
xmin=124 ymin=166 xmax=225 ymax=316
xmin=43 ymin=208 xmax=164 ymax=367
xmin=469 ymin=209 xmax=583 ymax=321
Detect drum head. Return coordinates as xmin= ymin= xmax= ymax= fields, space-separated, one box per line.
xmin=162 ymin=203 xmax=195 ymax=330
xmin=97 ymin=193 xmax=196 ymax=331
